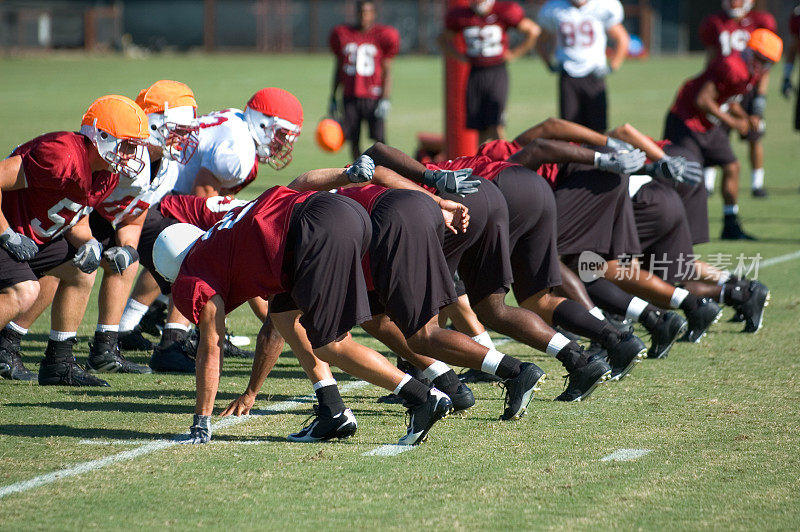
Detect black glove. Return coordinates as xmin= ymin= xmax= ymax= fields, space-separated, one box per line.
xmin=180 ymin=414 xmax=211 ymax=444
xmin=103 ymin=245 xmax=140 ymax=274
xmin=345 ymin=155 xmax=376 ymax=183
xmin=0 ymin=227 xmax=38 ymax=261
xmin=422 ymin=168 xmax=482 ymax=196
xmin=72 ymin=238 xmax=102 ymax=274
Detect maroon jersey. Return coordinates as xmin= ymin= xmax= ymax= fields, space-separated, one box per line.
xmin=159 ymin=195 xmax=249 ymax=230
xmin=477 ymin=139 xmax=561 ymax=188
xmin=426 ymin=154 xmax=518 ymax=183
xmin=171 ymin=186 xmax=315 ymax=324
xmin=3 ymin=132 xmax=118 ymax=244
xmin=670 ymin=54 xmax=760 ymax=132
xmin=336 ymin=184 xmax=389 ymax=214
xmin=700 ymin=10 xmax=776 ymax=59
xmin=445 ymin=1 xmax=525 ymax=68
xmin=330 ymin=24 xmax=400 ymax=99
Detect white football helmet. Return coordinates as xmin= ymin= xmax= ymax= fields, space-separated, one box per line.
xmin=80 ymin=121 xmax=148 ymax=180
xmin=471 ymin=0 xmax=495 ymax=15
xmin=244 ymin=107 xmax=301 ymax=170
xmin=153 ymin=223 xmax=206 ymax=283
xmin=723 ymin=0 xmax=753 ymax=18
xmin=146 ymin=104 xmax=199 ymax=164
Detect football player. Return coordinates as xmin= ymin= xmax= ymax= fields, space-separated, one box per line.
xmin=329 ymin=0 xmax=400 ymax=160
xmin=536 ymin=0 xmax=629 ymax=133
xmin=699 ymin=0 xmax=776 ymax=198
xmin=0 ymin=95 xmax=149 ymax=385
xmin=664 ymin=28 xmax=783 ymax=240
xmin=154 ymin=176 xmax=453 ymax=446
xmin=782 ymin=3 xmax=800 ymax=135
xmin=439 ymin=0 xmax=540 ymax=143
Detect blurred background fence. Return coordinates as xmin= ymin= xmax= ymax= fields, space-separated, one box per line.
xmin=0 ymin=0 xmax=796 ymax=54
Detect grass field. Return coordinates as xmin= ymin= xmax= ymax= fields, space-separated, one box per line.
xmin=1 ymin=52 xmax=800 ymax=530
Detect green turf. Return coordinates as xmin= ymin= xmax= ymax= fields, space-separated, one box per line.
xmin=1 ymin=52 xmax=800 ymax=530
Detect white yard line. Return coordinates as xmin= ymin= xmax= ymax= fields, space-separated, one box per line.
xmin=363 ymin=444 xmax=415 ymax=457
xmin=760 ymin=249 xmax=800 ymax=269
xmin=0 ymin=380 xmax=369 ymax=500
xmin=600 ymin=449 xmax=652 ymax=462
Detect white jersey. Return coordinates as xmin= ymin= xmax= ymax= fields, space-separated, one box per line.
xmin=169 ymin=108 xmax=258 ymax=195
xmin=538 ymin=0 xmax=624 ymax=78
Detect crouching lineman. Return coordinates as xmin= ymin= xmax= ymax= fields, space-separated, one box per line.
xmin=0 ymin=95 xmax=149 ymax=385
xmin=153 ymin=175 xmax=454 ymax=445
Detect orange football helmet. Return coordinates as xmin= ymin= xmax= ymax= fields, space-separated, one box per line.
xmin=80 ymin=95 xmax=149 ymax=179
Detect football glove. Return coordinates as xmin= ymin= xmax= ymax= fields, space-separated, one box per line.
xmin=374 ymin=99 xmax=391 ymax=119
xmin=346 ymin=154 xmax=376 ymax=183
xmin=72 ymin=238 xmax=103 ymax=274
xmin=422 ymin=168 xmax=482 ymax=196
xmin=327 ymin=97 xmax=338 ymax=119
xmin=594 ymin=64 xmax=612 ymax=78
xmin=646 ymin=156 xmax=702 ymax=186
xmin=751 ymin=95 xmax=767 ymax=118
xmin=103 ymin=245 xmax=140 ymax=275
xmin=181 ymin=414 xmax=211 ymax=444
xmin=606 ymin=137 xmax=634 ymax=152
xmin=0 ymin=227 xmax=38 ymax=261
xmin=594 ymin=149 xmax=646 ymax=175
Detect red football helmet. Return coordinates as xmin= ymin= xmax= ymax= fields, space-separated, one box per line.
xmin=244 ymin=88 xmax=303 ymax=170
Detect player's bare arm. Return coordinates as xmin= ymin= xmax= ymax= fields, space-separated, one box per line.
xmin=504 ymin=17 xmax=540 ymax=61
xmin=605 ymin=123 xmax=667 ymax=161
xmin=696 ymin=80 xmax=749 ymax=136
xmin=513 ymin=117 xmax=608 ymax=147
xmin=438 ymin=29 xmax=468 ymax=63
xmin=195 ymin=294 xmax=226 ymax=417
xmin=288 ymin=168 xmax=352 ymax=191
xmin=606 ymin=23 xmax=630 ymax=72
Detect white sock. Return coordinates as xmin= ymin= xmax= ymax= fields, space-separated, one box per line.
xmin=119 ymin=299 xmax=149 ymax=332
xmin=589 ymin=307 xmax=606 ymax=320
xmin=625 ymin=298 xmax=649 ymax=321
xmin=49 ymin=330 xmax=76 ymax=342
xmin=164 ymin=323 xmax=190 ymax=332
xmin=751 ymin=168 xmax=765 ymax=189
xmin=704 ymin=167 xmax=717 ymax=193
xmin=471 ymin=330 xmax=495 ymax=350
xmin=7 ymin=322 xmax=28 ymax=335
xmin=156 ymin=294 xmax=169 ymax=305
xmin=96 ymin=324 xmax=119 ymax=333
xmin=480 ymin=349 xmax=505 ymax=375
xmin=392 ymin=374 xmax=412 ymax=395
xmin=313 ymin=378 xmax=337 ymax=391
xmin=717 ymin=271 xmax=732 ymax=286
xmin=545 ymin=333 xmax=571 ymax=357
xmin=422 ymin=361 xmax=451 ymax=381
xmin=669 ymin=287 xmax=690 ymax=309
xmin=723 ymin=204 xmax=739 ymax=216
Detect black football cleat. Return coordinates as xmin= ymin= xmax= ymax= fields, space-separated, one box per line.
xmin=458 ymin=367 xmax=503 ymax=383
xmin=149 ymin=341 xmax=196 ymax=373
xmin=605 ymin=332 xmax=647 ymax=381
xmin=39 ymin=356 xmax=110 ymax=387
xmin=603 ymin=312 xmax=635 ymax=337
xmin=0 ymin=344 xmax=36 ymax=381
xmin=139 ymin=300 xmax=167 ymax=337
xmin=751 ymin=188 xmax=768 ymax=198
xmin=555 ymin=355 xmax=611 ymax=402
xmin=680 ymin=298 xmax=722 ymax=343
xmin=500 ymin=362 xmax=546 ymax=420
xmin=376 ymin=393 xmax=404 ymax=405
xmin=644 ymin=311 xmax=688 ymax=359
xmin=88 ymin=340 xmax=152 ymax=374
xmin=450 ymin=383 xmax=476 ymax=413
xmin=287 ymin=406 xmax=358 ymax=442
xmin=728 ymin=310 xmax=745 ymax=323
xmin=739 ymin=280 xmax=770 ymax=333
xmin=398 ymin=388 xmax=451 ymax=446
xmin=223 ymin=334 xmax=254 ymax=359
xmin=721 ymin=216 xmax=757 ymax=241
xmin=118 ymin=327 xmax=154 ymax=351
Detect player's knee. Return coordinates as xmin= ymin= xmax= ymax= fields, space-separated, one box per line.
xmin=10 ymin=280 xmax=40 ymax=314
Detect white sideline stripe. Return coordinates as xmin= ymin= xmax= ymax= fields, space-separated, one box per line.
xmin=363 ymin=444 xmax=415 ymax=457
xmin=0 ymin=380 xmax=369 ymax=500
xmin=760 ymin=249 xmax=800 ymax=269
xmin=600 ymin=449 xmax=652 ymax=462
xmin=78 ymin=439 xmax=268 ymax=446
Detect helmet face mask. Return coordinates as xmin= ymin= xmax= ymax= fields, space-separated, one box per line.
xmin=147 ymin=105 xmax=199 ymax=165
xmin=81 ymin=121 xmax=148 ymax=179
xmin=244 ymin=107 xmax=300 ymax=170
xmin=723 ymin=0 xmax=753 ymax=19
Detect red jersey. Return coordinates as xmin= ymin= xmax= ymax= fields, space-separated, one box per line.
xmin=699 ymin=10 xmax=776 ymax=59
xmin=445 ymin=1 xmax=526 ymax=68
xmin=3 ymin=132 xmax=118 ymax=244
xmin=330 ymin=24 xmax=400 ymax=99
xmin=426 ymin=154 xmax=518 ymax=183
xmin=669 ymin=54 xmax=760 ymax=133
xmin=476 ymin=139 xmax=561 ymax=188
xmin=171 ymin=186 xmax=316 ymax=324
xmin=159 ymin=195 xmax=249 ymax=230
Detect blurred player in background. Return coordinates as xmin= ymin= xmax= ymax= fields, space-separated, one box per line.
xmin=329 ymin=0 xmax=400 ymax=160
xmin=699 ymin=0 xmax=776 ymax=198
xmin=536 ymin=0 xmax=629 ymax=133
xmin=783 ymin=3 xmax=800 ymax=137
xmin=439 ymin=0 xmax=540 ymax=143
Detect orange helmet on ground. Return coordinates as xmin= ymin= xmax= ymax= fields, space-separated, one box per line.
xmin=315 ymin=118 xmax=345 ymax=153
xmin=135 ymin=80 xmax=199 ymax=164
xmin=80 ymin=95 xmax=149 ymax=179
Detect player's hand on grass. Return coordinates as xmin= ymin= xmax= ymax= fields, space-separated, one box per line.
xmin=422 ymin=168 xmax=481 ymax=196
xmin=180 ymin=414 xmax=211 ymax=444
xmin=221 ymin=393 xmax=256 ymax=417
xmin=0 ymin=227 xmax=38 ymax=261
xmin=594 ymin=149 xmax=646 ymax=175
xmin=103 ymin=245 xmax=139 ymax=275
xmin=438 ymin=199 xmax=469 ymax=234
xmin=346 ymin=155 xmax=375 ymax=183
xmin=72 ymin=238 xmax=102 ymax=273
